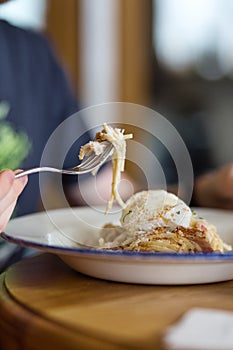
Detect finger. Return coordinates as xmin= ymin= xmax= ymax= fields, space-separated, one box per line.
xmin=0 ymin=169 xmax=15 ymax=199
xmin=0 ymin=200 xmax=16 ymax=233
xmin=0 ymin=169 xmax=28 ymax=196
xmin=0 ymin=173 xmax=28 ymax=215
xmin=13 ymin=172 xmax=28 ymax=197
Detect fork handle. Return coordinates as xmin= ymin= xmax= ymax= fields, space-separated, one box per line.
xmin=15 ymin=167 xmax=62 ymax=178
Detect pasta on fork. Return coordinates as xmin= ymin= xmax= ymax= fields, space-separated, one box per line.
xmin=79 ymin=123 xmax=133 ymax=212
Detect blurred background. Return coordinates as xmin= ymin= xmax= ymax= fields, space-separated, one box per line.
xmin=1 ymin=0 xmax=233 ymax=171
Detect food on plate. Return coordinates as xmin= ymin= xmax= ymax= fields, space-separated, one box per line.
xmin=99 ymin=190 xmax=232 ymax=253
xmin=79 ymin=123 xmax=133 ymax=211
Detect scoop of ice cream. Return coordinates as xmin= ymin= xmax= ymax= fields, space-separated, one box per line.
xmin=120 ymin=190 xmax=192 ymax=232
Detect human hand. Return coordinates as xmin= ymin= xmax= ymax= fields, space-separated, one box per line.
xmin=193 ymin=163 xmax=233 ymax=210
xmin=0 ymin=169 xmax=28 ymax=232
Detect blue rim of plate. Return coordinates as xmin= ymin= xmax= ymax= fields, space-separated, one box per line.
xmin=1 ymin=231 xmax=233 ymax=262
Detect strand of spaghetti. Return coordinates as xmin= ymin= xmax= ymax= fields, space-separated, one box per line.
xmin=78 ymin=123 xmax=133 ymax=212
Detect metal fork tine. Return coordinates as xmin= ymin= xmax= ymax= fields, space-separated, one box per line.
xmin=77 ymin=144 xmax=113 ymax=171
xmin=74 ymin=142 xmax=109 ymax=169
xmin=79 ymin=156 xmax=107 ymax=172
xmin=79 ymin=149 xmax=112 ymax=171
xmin=75 ymin=152 xmax=97 ymax=168
xmin=72 ymin=153 xmax=99 ymax=171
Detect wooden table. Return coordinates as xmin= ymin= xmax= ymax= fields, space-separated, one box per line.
xmin=0 ymin=253 xmax=233 ymax=350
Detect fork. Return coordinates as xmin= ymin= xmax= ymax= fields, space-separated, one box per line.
xmin=15 ymin=141 xmax=114 ymax=179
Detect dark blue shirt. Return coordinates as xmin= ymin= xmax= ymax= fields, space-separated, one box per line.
xmin=0 ymin=20 xmax=86 ymax=216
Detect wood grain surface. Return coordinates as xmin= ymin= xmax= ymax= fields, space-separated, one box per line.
xmin=0 ymin=253 xmax=233 ymax=349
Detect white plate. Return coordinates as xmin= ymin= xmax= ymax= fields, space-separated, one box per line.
xmin=2 ymin=206 xmax=233 ymax=285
